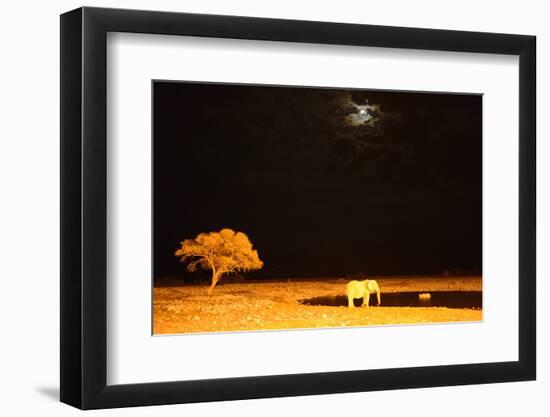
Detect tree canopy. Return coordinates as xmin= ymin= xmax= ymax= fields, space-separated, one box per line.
xmin=175 ymin=228 xmax=263 ymax=293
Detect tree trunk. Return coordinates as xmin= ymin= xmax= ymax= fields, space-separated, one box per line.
xmin=208 ymin=271 xmax=221 ymax=295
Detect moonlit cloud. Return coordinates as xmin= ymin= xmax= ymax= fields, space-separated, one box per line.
xmin=346 ymin=102 xmax=382 ymax=127
xmin=335 ymin=94 xmax=391 ymax=134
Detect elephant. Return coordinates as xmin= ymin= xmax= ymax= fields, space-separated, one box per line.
xmin=346 ymin=279 xmax=381 ymax=308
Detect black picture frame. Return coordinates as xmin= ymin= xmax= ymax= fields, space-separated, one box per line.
xmin=60 ymin=6 xmax=536 ymax=410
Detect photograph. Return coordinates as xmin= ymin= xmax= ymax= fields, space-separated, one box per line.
xmin=153 ymin=81 xmax=483 ymax=335
xmin=0 ymin=0 xmax=542 ymax=413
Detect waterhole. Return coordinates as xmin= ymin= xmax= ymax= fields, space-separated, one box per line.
xmin=299 ymin=291 xmax=482 ymax=309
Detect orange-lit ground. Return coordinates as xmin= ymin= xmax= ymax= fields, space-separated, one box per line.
xmin=153 ymin=276 xmax=482 ymax=335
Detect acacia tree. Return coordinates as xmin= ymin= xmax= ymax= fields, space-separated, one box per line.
xmin=175 ymin=228 xmax=263 ymax=294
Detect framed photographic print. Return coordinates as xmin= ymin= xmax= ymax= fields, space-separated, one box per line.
xmin=60 ymin=6 xmax=536 ymax=409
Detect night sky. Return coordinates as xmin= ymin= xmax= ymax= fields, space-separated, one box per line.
xmin=153 ymin=81 xmax=482 ymax=279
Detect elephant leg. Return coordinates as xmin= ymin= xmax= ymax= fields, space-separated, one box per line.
xmin=348 ymin=295 xmax=354 ymax=308
xmin=363 ymin=293 xmax=370 ymax=307
xmin=377 ymin=291 xmax=381 ymax=306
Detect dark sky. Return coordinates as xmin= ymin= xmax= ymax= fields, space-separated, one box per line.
xmin=153 ymin=81 xmax=482 ymax=279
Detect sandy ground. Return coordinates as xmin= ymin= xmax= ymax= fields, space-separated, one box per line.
xmin=153 ymin=276 xmax=482 ymax=334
